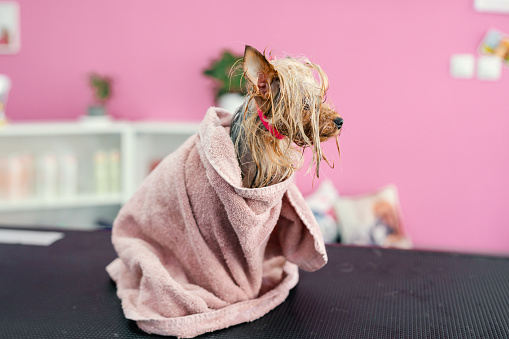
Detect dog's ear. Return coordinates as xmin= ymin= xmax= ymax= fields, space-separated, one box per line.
xmin=243 ymin=45 xmax=277 ymax=100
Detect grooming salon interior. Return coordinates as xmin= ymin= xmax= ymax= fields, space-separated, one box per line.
xmin=1 ymin=0 xmax=508 ymax=255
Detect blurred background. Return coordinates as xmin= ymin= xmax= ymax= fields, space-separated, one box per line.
xmin=0 ymin=0 xmax=508 ymax=255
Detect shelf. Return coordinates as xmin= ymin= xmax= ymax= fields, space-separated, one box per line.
xmin=132 ymin=121 xmax=200 ymax=135
xmin=0 ymin=119 xmax=200 ymax=227
xmin=0 ymin=120 xmax=200 ymax=137
xmin=0 ymin=121 xmax=130 ymax=137
xmin=0 ymin=194 xmax=123 ymax=212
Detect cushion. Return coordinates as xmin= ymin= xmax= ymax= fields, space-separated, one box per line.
xmin=333 ymin=184 xmax=411 ymax=248
xmin=305 ymin=180 xmax=340 ymax=243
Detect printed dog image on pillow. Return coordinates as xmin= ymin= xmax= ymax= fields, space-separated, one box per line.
xmin=334 ymin=185 xmax=412 ymax=249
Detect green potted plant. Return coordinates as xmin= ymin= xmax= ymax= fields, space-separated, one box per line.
xmin=87 ymin=72 xmax=112 ymax=118
xmin=203 ymin=50 xmax=245 ymax=113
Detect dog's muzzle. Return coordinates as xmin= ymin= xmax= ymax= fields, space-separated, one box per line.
xmin=334 ymin=117 xmax=344 ymax=129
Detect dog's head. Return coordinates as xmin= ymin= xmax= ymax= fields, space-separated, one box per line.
xmin=242 ymin=45 xmax=343 ymax=178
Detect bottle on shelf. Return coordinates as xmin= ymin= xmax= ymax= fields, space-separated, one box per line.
xmin=36 ymin=153 xmax=58 ymax=199
xmin=59 ymin=153 xmax=78 ymax=197
xmin=0 ymin=156 xmax=5 ymax=199
xmin=109 ymin=149 xmax=121 ymax=193
xmin=94 ymin=150 xmax=109 ymax=195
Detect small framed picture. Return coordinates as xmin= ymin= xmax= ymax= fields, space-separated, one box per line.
xmin=0 ymin=1 xmax=20 ymax=54
xmin=479 ymin=29 xmax=509 ymax=67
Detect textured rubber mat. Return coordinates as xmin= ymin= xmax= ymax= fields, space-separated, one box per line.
xmin=0 ymin=228 xmax=508 ymax=338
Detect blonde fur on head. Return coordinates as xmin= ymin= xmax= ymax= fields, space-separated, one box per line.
xmin=230 ymin=46 xmax=342 ymax=189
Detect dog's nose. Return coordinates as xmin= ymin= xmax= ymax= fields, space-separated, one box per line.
xmin=333 ymin=117 xmax=343 ymax=129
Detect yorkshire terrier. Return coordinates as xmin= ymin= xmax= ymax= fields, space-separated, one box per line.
xmin=107 ymin=45 xmax=344 ymax=337
xmin=230 ymin=46 xmax=343 ymax=188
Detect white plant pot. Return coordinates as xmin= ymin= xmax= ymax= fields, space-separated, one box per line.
xmin=81 ymin=105 xmax=112 ymax=124
xmin=87 ymin=104 xmax=107 ymax=116
xmin=217 ymin=93 xmax=245 ymax=114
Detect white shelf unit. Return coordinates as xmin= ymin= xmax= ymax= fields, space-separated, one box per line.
xmin=127 ymin=121 xmax=200 ymax=200
xmin=0 ymin=120 xmax=199 ymax=229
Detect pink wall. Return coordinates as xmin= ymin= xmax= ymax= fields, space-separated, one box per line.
xmin=2 ymin=0 xmax=508 ymax=254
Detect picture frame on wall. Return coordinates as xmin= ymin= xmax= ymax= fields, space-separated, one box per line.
xmin=479 ymin=29 xmax=509 ymax=67
xmin=474 ymin=0 xmax=509 ymax=13
xmin=0 ymin=1 xmax=20 ymax=54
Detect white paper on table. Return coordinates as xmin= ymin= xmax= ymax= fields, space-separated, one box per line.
xmin=0 ymin=229 xmax=64 ymax=246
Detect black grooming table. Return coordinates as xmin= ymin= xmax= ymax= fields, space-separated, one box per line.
xmin=0 ymin=227 xmax=508 ymax=339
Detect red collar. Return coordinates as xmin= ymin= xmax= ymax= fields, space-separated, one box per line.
xmin=256 ymin=104 xmax=285 ymax=140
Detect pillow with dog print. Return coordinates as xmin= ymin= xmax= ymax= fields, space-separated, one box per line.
xmin=334 ymin=184 xmax=412 ymax=249
xmin=305 ymin=180 xmax=340 ymax=243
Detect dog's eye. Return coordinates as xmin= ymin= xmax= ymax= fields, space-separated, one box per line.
xmin=302 ymin=99 xmax=311 ymax=110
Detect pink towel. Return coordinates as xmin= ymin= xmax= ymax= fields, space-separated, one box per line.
xmin=106 ymin=107 xmax=328 ymax=338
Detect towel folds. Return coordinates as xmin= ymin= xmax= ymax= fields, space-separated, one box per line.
xmin=107 ymin=107 xmax=327 ymax=338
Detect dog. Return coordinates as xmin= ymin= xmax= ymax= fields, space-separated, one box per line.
xmin=230 ymin=45 xmax=343 ymax=188
xmin=107 ymin=45 xmax=344 ymax=337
